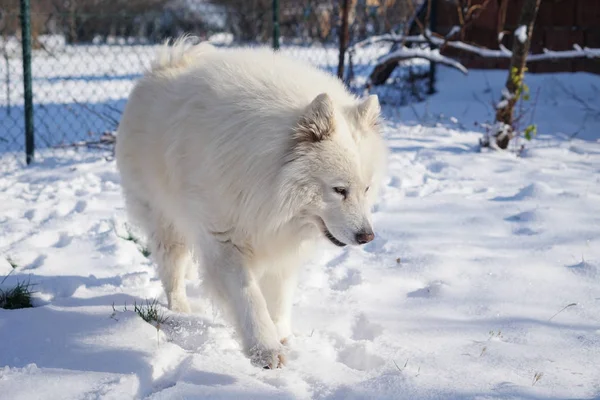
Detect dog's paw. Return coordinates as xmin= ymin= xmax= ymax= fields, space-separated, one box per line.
xmin=275 ymin=321 xmax=292 ymax=345
xmin=167 ymin=292 xmax=191 ymax=313
xmin=249 ymin=344 xmax=286 ymax=369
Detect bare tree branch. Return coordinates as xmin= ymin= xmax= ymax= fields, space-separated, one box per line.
xmin=377 ymin=47 xmax=468 ymax=74
xmin=353 ymin=34 xmax=600 ymax=63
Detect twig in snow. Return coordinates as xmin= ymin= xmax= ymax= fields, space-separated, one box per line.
xmin=548 ymin=303 xmax=577 ymax=321
xmin=532 ymin=371 xmax=543 ymax=386
xmin=393 ymin=358 xmax=409 ymax=373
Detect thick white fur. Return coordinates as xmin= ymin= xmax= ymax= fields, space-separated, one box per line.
xmin=115 ymin=37 xmax=388 ymax=368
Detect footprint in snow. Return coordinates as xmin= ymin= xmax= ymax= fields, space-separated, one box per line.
xmin=24 ymin=254 xmax=47 ymax=270
xmin=426 ymin=160 xmax=449 ymax=174
xmin=53 ymin=232 xmax=73 ymax=248
xmin=566 ymin=259 xmax=599 ymax=279
xmin=351 ymin=313 xmax=383 ymax=341
xmin=73 ymin=200 xmax=87 ymax=213
xmin=387 ymin=176 xmax=401 ymax=188
xmin=504 ymin=209 xmax=542 ymax=223
xmin=98 ymin=171 xmax=120 ymax=184
xmin=329 ymin=267 xmax=362 ymax=291
xmin=512 ymin=227 xmax=539 ymax=236
xmin=336 ymin=341 xmax=385 ymax=371
xmin=490 ymin=182 xmax=552 ymax=202
xmin=363 ymin=235 xmax=387 ymax=254
xmin=504 ymin=209 xmax=543 ymax=236
xmin=161 ymin=315 xmax=214 ymax=352
xmin=407 ymin=280 xmax=447 ymax=298
xmin=23 ymin=209 xmax=36 ymax=220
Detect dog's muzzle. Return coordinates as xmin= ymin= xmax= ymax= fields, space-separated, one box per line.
xmin=317 ymin=218 xmax=347 ymax=247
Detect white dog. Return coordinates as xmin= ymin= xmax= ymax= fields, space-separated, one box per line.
xmin=115 ymin=37 xmax=388 ymax=368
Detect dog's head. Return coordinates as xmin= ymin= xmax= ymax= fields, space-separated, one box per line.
xmin=287 ymin=92 xmax=387 ymax=247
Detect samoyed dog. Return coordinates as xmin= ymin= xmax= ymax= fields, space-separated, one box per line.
xmin=116 ymin=37 xmax=388 ymax=368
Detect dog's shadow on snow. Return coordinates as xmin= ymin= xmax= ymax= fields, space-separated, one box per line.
xmin=326 ymin=381 xmax=599 ymax=400
xmin=0 ymin=273 xmax=241 ymax=398
xmin=0 ymin=305 xmax=156 ymax=395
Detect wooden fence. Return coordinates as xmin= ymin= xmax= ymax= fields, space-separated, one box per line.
xmin=435 ymin=0 xmax=600 ymax=73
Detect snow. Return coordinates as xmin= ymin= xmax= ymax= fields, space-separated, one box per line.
xmin=515 ymin=25 xmax=528 ymax=44
xmin=445 ymin=26 xmax=461 ymax=39
xmin=528 ymin=45 xmax=600 ymax=62
xmin=496 ymin=99 xmax=508 ymax=109
xmin=2 ymin=44 xmax=600 ymax=399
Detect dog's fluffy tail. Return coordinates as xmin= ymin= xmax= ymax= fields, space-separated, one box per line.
xmin=149 ymin=35 xmax=215 ymax=74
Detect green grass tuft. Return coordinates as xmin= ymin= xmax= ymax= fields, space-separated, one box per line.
xmin=133 ymin=298 xmax=168 ymax=325
xmin=114 ymin=224 xmax=152 ymax=259
xmin=0 ymin=280 xmax=35 ymax=310
xmin=6 ymin=257 xmax=18 ymax=269
xmin=139 ymin=247 xmax=151 ymax=258
xmin=112 ymin=298 xmax=168 ymax=327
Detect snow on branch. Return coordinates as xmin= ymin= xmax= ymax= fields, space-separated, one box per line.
xmin=527 ymin=45 xmax=600 ymax=62
xmin=352 ymin=33 xmax=426 ymax=49
xmin=377 ymin=47 xmax=468 ymax=74
xmin=352 ymin=34 xmax=600 ymax=63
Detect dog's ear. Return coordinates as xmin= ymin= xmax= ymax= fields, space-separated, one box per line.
xmin=295 ymin=93 xmax=335 ymax=143
xmin=357 ymin=94 xmax=381 ymax=129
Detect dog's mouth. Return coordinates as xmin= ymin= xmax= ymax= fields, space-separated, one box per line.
xmin=317 ymin=218 xmax=347 ymax=247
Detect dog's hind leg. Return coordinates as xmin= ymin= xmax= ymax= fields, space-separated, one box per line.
xmin=148 ymin=217 xmax=192 ymax=313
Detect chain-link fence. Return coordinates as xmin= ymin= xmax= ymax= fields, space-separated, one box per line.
xmin=1 ymin=0 xmax=432 ymax=166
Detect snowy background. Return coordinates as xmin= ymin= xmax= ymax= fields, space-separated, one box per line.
xmin=1 ymin=42 xmax=600 ymax=399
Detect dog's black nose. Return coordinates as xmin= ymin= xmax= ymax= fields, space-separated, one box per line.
xmin=355 ymin=231 xmax=375 ymax=244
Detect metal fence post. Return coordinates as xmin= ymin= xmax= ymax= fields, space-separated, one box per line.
xmin=4 ymin=53 xmax=10 ymax=116
xmin=272 ymin=0 xmax=280 ymax=50
xmin=428 ymin=0 xmax=438 ymax=95
xmin=20 ymin=0 xmax=34 ymax=164
xmin=337 ymin=0 xmax=350 ymax=80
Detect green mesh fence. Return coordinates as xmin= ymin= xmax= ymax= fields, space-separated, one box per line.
xmin=1 ymin=0 xmax=430 ymax=166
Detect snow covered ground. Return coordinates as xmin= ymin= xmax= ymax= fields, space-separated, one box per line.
xmin=1 ymin=50 xmax=600 ymax=399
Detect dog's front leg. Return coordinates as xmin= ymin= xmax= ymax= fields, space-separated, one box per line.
xmin=259 ymin=268 xmax=298 ymax=345
xmin=202 ymin=239 xmax=284 ymax=368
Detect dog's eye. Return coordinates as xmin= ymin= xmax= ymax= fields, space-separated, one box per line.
xmin=333 ymin=187 xmax=348 ymax=198
xmin=365 ymin=186 xmax=370 ymax=193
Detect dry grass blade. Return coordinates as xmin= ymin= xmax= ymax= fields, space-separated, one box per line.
xmin=548 ymin=303 xmax=577 ymax=321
